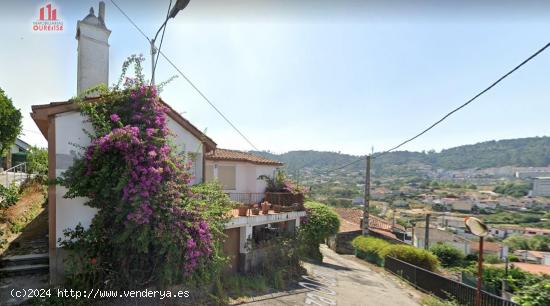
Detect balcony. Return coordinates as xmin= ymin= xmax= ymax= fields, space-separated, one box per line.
xmin=226 ymin=192 xmax=265 ymax=205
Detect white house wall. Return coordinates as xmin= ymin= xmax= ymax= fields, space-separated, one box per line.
xmin=166 ymin=118 xmax=203 ymax=184
xmin=54 ymin=111 xmax=96 ymax=246
xmin=54 ymin=111 xmax=205 ymax=246
xmin=205 ymin=160 xmax=277 ymax=193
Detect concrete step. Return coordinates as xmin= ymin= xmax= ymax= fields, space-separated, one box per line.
xmin=0 ymin=264 xmax=49 ymax=276
xmin=0 ymin=253 xmax=48 ymax=268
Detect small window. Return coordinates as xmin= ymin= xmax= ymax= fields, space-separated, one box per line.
xmin=218 ymin=165 xmax=236 ymax=190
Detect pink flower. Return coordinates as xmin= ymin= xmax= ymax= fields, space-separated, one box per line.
xmin=110 ymin=114 xmax=120 ymax=122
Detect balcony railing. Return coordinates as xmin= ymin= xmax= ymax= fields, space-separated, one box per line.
xmin=226 ymin=192 xmax=265 ymax=205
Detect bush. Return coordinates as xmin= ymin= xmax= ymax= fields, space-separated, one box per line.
xmin=484 ymin=254 xmax=503 ymax=264
xmin=429 ymin=243 xmax=465 ymax=267
xmin=352 ymin=236 xmax=390 ymax=266
xmin=0 ymin=182 xmax=20 ymax=208
xmin=352 ymin=236 xmax=439 ymax=271
xmin=380 ymin=244 xmax=439 ymax=271
xmin=300 ymin=201 xmax=340 ymax=261
xmin=513 ymin=278 xmax=550 ymax=306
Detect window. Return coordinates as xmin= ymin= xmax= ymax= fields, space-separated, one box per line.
xmin=218 ymin=165 xmax=236 ymax=190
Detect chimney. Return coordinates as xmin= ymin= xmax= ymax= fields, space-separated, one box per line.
xmin=76 ymin=1 xmax=111 ymax=96
xmin=98 ymin=2 xmax=105 ymax=23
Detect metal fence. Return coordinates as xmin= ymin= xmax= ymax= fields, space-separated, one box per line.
xmin=384 ymin=256 xmax=518 ymax=306
xmin=1 ymin=163 xmax=29 ymax=187
xmin=227 ymin=192 xmax=265 ymax=205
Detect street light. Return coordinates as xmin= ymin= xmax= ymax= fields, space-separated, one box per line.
xmin=150 ymin=0 xmax=191 ymax=85
xmin=465 ymin=217 xmax=489 ymax=306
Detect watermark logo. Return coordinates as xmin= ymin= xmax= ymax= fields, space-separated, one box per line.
xmin=33 ymin=3 xmax=63 ymax=32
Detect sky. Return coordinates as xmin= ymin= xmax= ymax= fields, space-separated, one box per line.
xmin=1 ymin=0 xmax=550 ymax=155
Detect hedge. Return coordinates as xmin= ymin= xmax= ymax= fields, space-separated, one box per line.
xmin=352 ymin=236 xmax=439 ymax=271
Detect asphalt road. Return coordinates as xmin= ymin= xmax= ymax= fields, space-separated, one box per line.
xmin=242 ymin=245 xmax=421 ymax=306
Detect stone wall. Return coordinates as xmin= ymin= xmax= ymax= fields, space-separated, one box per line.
xmin=327 ymin=230 xmax=362 ymax=254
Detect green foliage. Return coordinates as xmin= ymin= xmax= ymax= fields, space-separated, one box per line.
xmin=483 ymin=254 xmax=503 ymax=264
xmin=429 ymin=243 xmax=465 ymax=267
xmin=253 ymin=137 xmax=550 ymax=177
xmin=504 ymin=234 xmax=550 ymax=251
xmin=352 ymin=236 xmax=390 ymax=266
xmin=421 ymin=295 xmax=460 ymax=306
xmin=463 ymin=264 xmax=543 ymax=294
xmin=258 ymin=169 xmax=286 ymax=192
xmin=483 ymin=212 xmax=541 ymax=225
xmin=26 ymin=146 xmax=48 ymax=175
xmin=58 ymin=55 xmax=231 ymax=290
xmin=352 ymin=236 xmax=439 ymax=271
xmin=494 ymin=182 xmax=532 ymax=198
xmin=300 ymin=201 xmax=340 ymax=261
xmin=380 ymin=244 xmax=439 ymax=271
xmin=513 ymin=278 xmax=550 ymax=306
xmin=0 ymin=87 xmax=22 ymax=158
xmin=0 ymin=182 xmax=20 ymax=208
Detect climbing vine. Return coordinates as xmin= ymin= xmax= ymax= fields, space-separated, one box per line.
xmin=60 ymin=55 xmax=231 ymax=289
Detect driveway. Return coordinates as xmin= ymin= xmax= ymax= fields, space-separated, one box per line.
xmin=241 ymin=245 xmax=421 ymax=306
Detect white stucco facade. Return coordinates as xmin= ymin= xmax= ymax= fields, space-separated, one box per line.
xmin=204 ymin=160 xmax=277 ymax=193
xmin=53 ymin=111 xmax=205 ymax=246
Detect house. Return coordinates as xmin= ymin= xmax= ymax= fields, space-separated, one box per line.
xmin=514 ymin=250 xmax=550 ymax=265
xmin=0 ymin=138 xmax=30 ymax=169
xmin=30 ymin=2 xmax=304 ymax=284
xmin=436 ymin=215 xmax=467 ymax=231
xmin=413 ymin=227 xmax=470 ymax=255
xmin=450 ymin=200 xmax=473 ymax=212
xmin=204 ymin=148 xmax=282 ymax=203
xmin=327 ymin=208 xmax=406 ymax=254
xmin=469 ymin=240 xmax=505 ymax=258
xmin=532 ymin=177 xmax=550 ymax=197
xmin=489 ymin=226 xmax=550 ymax=239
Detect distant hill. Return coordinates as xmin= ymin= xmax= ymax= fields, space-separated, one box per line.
xmin=252 ymin=136 xmax=550 ymax=177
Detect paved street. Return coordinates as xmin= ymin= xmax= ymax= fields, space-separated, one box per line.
xmin=242 ymin=245 xmax=420 ymax=306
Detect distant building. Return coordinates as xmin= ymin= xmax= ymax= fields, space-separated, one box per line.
xmin=413 ymin=227 xmax=470 ymax=255
xmin=352 ymin=197 xmax=364 ymax=205
xmin=451 ymin=201 xmax=473 ymax=212
xmin=489 ymin=226 xmax=550 ymax=238
xmin=516 ymin=171 xmax=550 ymax=179
xmin=532 ymin=177 xmax=550 ymax=197
xmin=436 ymin=216 xmax=467 ymax=230
xmin=469 ymin=240 xmax=505 ymax=258
xmin=514 ymin=250 xmax=550 ymax=265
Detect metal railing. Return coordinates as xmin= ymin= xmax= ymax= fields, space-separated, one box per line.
xmin=226 ymin=192 xmax=265 ymax=205
xmin=384 ymin=256 xmax=518 ymax=306
xmin=1 ymin=162 xmax=29 ymax=187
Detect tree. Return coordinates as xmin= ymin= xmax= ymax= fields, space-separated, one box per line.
xmin=429 ymin=243 xmax=465 ymax=267
xmin=0 ymin=87 xmax=22 ymax=168
xmin=26 ymin=146 xmax=48 ymax=175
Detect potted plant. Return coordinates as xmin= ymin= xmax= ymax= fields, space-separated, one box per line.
xmin=261 ymin=201 xmax=270 ymax=214
xmin=238 ymin=204 xmax=248 ymax=216
xmin=251 ymin=204 xmax=260 ymax=215
xmin=273 ymin=204 xmax=282 ymax=213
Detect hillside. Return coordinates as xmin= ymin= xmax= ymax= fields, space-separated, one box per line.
xmin=252 ymin=136 xmax=550 ymax=177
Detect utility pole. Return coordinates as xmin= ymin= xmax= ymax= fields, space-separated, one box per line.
xmin=362 ymin=155 xmax=371 ymax=235
xmin=424 ymin=213 xmax=431 ymax=250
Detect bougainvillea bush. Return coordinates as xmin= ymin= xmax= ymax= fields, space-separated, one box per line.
xmin=60 ymin=55 xmax=232 ymax=289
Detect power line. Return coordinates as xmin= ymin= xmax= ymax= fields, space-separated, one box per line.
xmin=321 ymin=40 xmax=550 ymax=175
xmin=110 ymin=0 xmax=259 ymax=151
xmin=375 ymin=41 xmax=550 ymax=159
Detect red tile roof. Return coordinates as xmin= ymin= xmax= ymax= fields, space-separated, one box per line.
xmin=205 ymin=148 xmax=283 ymax=166
xmin=333 ymin=208 xmax=405 ymax=233
xmin=30 ymin=97 xmax=217 ymax=151
xmin=469 ymin=240 xmax=503 ymax=253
